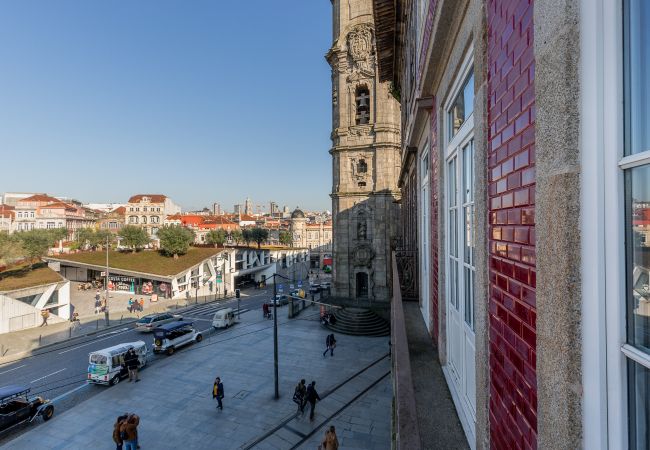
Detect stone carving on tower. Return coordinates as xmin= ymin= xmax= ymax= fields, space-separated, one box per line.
xmin=326 ymin=0 xmax=401 ymax=302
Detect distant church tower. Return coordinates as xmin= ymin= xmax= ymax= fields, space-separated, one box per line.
xmin=326 ymin=0 xmax=401 ymax=301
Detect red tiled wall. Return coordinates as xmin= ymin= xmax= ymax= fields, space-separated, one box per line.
xmin=430 ymin=99 xmax=439 ymax=341
xmin=487 ymin=1 xmax=537 ymax=449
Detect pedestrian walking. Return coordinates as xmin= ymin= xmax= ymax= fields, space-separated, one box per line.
xmin=213 ymin=377 xmax=224 ymax=410
xmin=101 ymin=296 xmax=107 ymax=313
xmin=306 ymin=381 xmax=321 ymax=421
xmin=124 ymin=348 xmax=140 ymax=382
xmin=293 ymin=379 xmax=307 ymax=413
xmin=139 ymin=298 xmax=144 ymax=311
xmin=323 ymin=333 xmax=336 ymax=357
xmin=319 ymin=425 xmax=339 ymax=450
xmin=119 ymin=414 xmax=140 ymax=450
xmin=113 ymin=413 xmax=129 ymax=450
xmin=128 ymin=297 xmax=134 ymax=313
xmin=263 ymin=302 xmax=269 ymax=319
xmin=39 ymin=309 xmax=49 ymax=327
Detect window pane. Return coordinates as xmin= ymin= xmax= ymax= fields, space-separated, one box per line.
xmin=450 ymin=260 xmax=458 ymax=309
xmin=448 ymin=70 xmax=474 ymax=137
xmin=448 ymin=158 xmax=457 ymax=207
xmin=626 ymin=165 xmax=650 ymax=354
xmin=464 ymin=267 xmax=474 ymax=329
xmin=464 ymin=71 xmax=475 ymax=120
xmin=625 ymin=0 xmax=650 ymax=155
xmin=628 ymin=359 xmax=650 ymax=450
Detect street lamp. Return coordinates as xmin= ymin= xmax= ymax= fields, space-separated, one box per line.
xmin=104 ymin=234 xmax=110 ymax=326
xmin=268 ymin=272 xmax=290 ymax=400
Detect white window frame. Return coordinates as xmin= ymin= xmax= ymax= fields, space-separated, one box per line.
xmin=419 ymin=139 xmax=431 ymax=325
xmin=581 ymin=0 xmax=646 ymax=448
xmin=442 ymin=46 xmax=477 ymax=446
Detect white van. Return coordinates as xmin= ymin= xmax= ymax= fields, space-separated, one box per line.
xmin=87 ymin=341 xmax=147 ymax=386
xmin=212 ymin=308 xmax=236 ymax=329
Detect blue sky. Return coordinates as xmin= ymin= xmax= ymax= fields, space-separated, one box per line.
xmin=0 ymin=0 xmax=333 ymax=212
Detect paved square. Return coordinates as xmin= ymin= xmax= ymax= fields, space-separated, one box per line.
xmin=3 ymin=309 xmax=391 ymax=449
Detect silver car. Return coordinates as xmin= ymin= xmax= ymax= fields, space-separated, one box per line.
xmin=135 ymin=313 xmax=182 ymax=332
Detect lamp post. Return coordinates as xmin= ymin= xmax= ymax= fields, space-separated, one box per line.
xmin=269 ymin=272 xmax=290 ymax=400
xmin=104 ymin=234 xmax=110 ymax=326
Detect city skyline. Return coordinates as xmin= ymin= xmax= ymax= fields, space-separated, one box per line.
xmin=0 ymin=1 xmax=332 ymax=211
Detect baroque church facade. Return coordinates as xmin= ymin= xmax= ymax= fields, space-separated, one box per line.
xmin=326 ymin=0 xmax=401 ymax=301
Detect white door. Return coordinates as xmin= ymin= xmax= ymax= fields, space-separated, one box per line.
xmin=420 ymin=146 xmax=431 ymax=327
xmin=446 ymin=135 xmax=477 ymax=423
xmin=446 ymin=116 xmax=476 ymax=437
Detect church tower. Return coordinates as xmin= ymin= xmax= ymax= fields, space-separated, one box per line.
xmin=326 ymin=0 xmax=401 ymax=302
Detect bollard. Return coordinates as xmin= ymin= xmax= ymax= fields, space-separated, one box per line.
xmin=69 ymin=326 xmax=72 ymax=338
xmin=120 ymin=315 xmax=123 ymax=323
xmin=39 ymin=335 xmax=42 ymax=345
xmin=96 ymin=319 xmax=99 ymax=330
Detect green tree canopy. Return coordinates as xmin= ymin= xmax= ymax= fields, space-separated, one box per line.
xmin=15 ymin=229 xmax=59 ymax=264
xmin=75 ymin=228 xmax=95 ymax=250
xmin=230 ymin=229 xmax=243 ymax=245
xmin=241 ymin=228 xmax=253 ymax=246
xmin=250 ymin=227 xmax=269 ymax=249
xmin=279 ymin=230 xmax=292 ymax=247
xmin=205 ymin=229 xmax=227 ymax=247
xmin=118 ymin=225 xmax=150 ymax=252
xmin=0 ymin=232 xmax=24 ymax=266
xmin=157 ymin=225 xmax=195 ymax=259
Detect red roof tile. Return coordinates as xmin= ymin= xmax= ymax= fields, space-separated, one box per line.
xmin=128 ymin=194 xmax=167 ymax=203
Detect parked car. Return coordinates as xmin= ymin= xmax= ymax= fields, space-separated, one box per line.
xmin=135 ymin=313 xmax=182 ymax=332
xmin=309 ymin=284 xmax=321 ymax=294
xmin=87 ymin=341 xmax=147 ymax=386
xmin=153 ymin=320 xmax=202 ymax=355
xmin=270 ymin=294 xmax=289 ymax=306
xmin=0 ymin=385 xmax=54 ymax=434
xmin=320 ymin=282 xmax=331 ymax=290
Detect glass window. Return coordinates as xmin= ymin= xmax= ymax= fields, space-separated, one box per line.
xmin=448 ymin=70 xmax=475 ymax=137
xmin=629 ymin=360 xmax=650 ymax=449
xmin=624 ymin=3 xmax=650 ymax=448
xmin=625 ymin=0 xmax=650 ymax=156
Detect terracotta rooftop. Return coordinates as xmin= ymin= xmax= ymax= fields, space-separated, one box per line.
xmin=18 ymin=194 xmax=61 ymax=204
xmin=128 ymin=194 xmax=167 ymax=203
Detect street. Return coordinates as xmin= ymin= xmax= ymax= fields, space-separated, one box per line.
xmin=0 ymin=287 xmax=288 ymax=445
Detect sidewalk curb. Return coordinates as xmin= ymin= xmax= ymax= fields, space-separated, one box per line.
xmin=0 ymin=296 xmax=235 ymax=365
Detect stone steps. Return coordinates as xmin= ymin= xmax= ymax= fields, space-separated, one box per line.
xmin=325 ymin=307 xmax=390 ymax=336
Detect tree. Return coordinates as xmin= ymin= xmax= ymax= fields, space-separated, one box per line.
xmin=230 ymin=229 xmax=243 ymax=245
xmin=75 ymin=228 xmax=95 ymax=250
xmin=94 ymin=229 xmax=114 ymax=250
xmin=242 ymin=228 xmax=253 ymax=246
xmin=157 ymin=225 xmax=195 ymax=259
xmin=15 ymin=229 xmax=57 ymax=264
xmin=0 ymin=232 xmax=24 ymax=266
xmin=48 ymin=227 xmax=69 ymax=243
xmin=250 ymin=227 xmax=269 ymax=249
xmin=205 ymin=229 xmax=227 ymax=247
xmin=279 ymin=231 xmax=292 ymax=247
xmin=118 ymin=225 xmax=150 ymax=252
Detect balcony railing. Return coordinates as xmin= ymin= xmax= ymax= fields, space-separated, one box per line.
xmin=394 ymin=249 xmax=418 ymax=301
xmin=391 ymin=252 xmax=422 ymax=450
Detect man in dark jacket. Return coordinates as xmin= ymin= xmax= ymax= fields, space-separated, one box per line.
xmin=213 ymin=377 xmax=224 ymax=410
xmin=124 ymin=348 xmax=140 ymax=382
xmin=293 ymin=379 xmax=307 ymax=413
xmin=306 ymin=381 xmax=321 ymax=421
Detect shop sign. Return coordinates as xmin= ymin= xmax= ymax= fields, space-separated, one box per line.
xmin=109 ymin=275 xmax=136 ymax=283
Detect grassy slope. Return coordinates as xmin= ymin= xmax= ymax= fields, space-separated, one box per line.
xmin=52 ymin=247 xmax=221 ymax=276
xmin=0 ymin=264 xmax=63 ymax=291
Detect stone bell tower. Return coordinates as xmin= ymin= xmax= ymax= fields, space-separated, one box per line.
xmin=326 ymin=0 xmax=401 ymax=302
